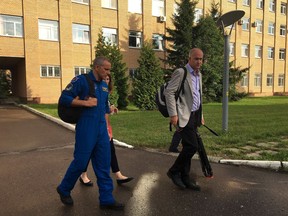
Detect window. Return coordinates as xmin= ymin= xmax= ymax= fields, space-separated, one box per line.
xmin=278 ymin=74 xmax=284 ymax=86
xmin=242 ymin=18 xmax=249 ymax=30
xmin=255 ymin=20 xmax=263 ymax=33
xmin=102 ymin=27 xmax=117 ymax=45
xmin=0 ymin=14 xmax=23 ymax=37
xmin=152 ymin=34 xmax=164 ymax=50
xmin=229 ymin=0 xmax=236 ymax=3
xmin=101 ymin=0 xmax=117 ymax=9
xmin=256 ymin=0 xmax=263 ymax=9
xmin=152 ymin=0 xmax=165 ymax=16
xmin=280 ymin=25 xmax=286 ymax=36
xmin=267 ymin=74 xmax=273 ymax=86
xmin=255 ymin=45 xmax=262 ymax=58
xmin=279 ymin=49 xmax=286 ymax=60
xmin=229 ymin=42 xmax=235 ymax=56
xmin=173 ymin=3 xmax=179 ymax=15
xmin=38 ymin=19 xmax=58 ymax=41
xmin=268 ymin=22 xmax=275 ymax=35
xmin=241 ymin=44 xmax=249 ymax=57
xmin=74 ymin=67 xmax=90 ymax=76
xmin=241 ymin=73 xmax=248 ymax=87
xmin=194 ymin=8 xmax=203 ymax=23
xmin=128 ymin=0 xmax=142 ymax=13
xmin=129 ymin=68 xmax=137 ymax=79
xmin=269 ymin=0 xmax=275 ymax=12
xmin=72 ymin=0 xmax=89 ymax=4
xmin=281 ymin=2 xmax=287 ymax=15
xmin=41 ymin=65 xmax=60 ymax=77
xmin=72 ymin=24 xmax=90 ymax=44
xmin=129 ymin=31 xmax=142 ymax=48
xmin=268 ymin=47 xmax=274 ymax=59
xmin=254 ymin=74 xmax=261 ymax=86
xmin=243 ymin=0 xmax=250 ymax=6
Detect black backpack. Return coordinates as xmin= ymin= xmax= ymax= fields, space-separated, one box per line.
xmin=58 ymin=74 xmax=95 ymax=124
xmin=155 ymin=67 xmax=187 ymax=118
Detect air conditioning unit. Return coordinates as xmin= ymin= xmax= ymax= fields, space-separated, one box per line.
xmin=252 ymin=22 xmax=258 ymax=27
xmin=238 ymin=19 xmax=243 ymax=25
xmin=159 ymin=16 xmax=166 ymax=22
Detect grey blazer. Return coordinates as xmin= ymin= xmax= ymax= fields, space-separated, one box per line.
xmin=164 ymin=66 xmax=203 ymax=128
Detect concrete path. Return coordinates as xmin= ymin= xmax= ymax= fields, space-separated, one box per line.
xmin=0 ymin=104 xmax=288 ymax=216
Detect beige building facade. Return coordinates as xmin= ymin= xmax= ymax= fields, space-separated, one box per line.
xmin=0 ymin=0 xmax=287 ymax=103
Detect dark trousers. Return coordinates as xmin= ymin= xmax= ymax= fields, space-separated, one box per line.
xmin=169 ymin=110 xmax=199 ymax=177
xmin=84 ymin=138 xmax=120 ymax=173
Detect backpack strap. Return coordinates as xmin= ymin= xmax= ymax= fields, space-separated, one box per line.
xmin=175 ymin=66 xmax=187 ymax=101
xmin=83 ymin=74 xmax=95 ymax=98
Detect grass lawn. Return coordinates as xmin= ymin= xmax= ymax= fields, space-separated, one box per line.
xmin=28 ymin=96 xmax=288 ymax=161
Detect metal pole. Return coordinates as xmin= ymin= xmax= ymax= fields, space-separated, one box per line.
xmin=222 ymin=34 xmax=230 ymax=132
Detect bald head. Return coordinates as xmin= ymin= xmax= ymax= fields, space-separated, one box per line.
xmin=188 ymin=48 xmax=203 ymax=71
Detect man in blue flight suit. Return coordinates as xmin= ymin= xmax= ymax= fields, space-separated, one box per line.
xmin=56 ymin=56 xmax=124 ymax=211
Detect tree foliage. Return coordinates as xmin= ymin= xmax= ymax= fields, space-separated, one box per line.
xmin=94 ymin=32 xmax=129 ymax=108
xmin=0 ymin=70 xmax=11 ymax=98
xmin=164 ymin=0 xmax=198 ymax=69
xmin=132 ymin=42 xmax=164 ymax=110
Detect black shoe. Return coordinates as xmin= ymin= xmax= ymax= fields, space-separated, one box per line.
xmin=167 ymin=171 xmax=186 ymax=189
xmin=182 ymin=177 xmax=201 ymax=191
xmin=100 ymin=201 xmax=125 ymax=211
xmin=79 ymin=177 xmax=93 ymax=186
xmin=117 ymin=177 xmax=134 ymax=185
xmin=56 ymin=186 xmax=74 ymax=205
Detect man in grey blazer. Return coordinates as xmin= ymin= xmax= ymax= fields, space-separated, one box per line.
xmin=164 ymin=48 xmax=204 ymax=190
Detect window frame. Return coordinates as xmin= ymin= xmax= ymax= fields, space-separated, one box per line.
xmin=102 ymin=27 xmax=118 ymax=45
xmin=281 ymin=2 xmax=287 ymax=15
xmin=40 ymin=65 xmax=61 ymax=78
xmin=280 ymin=25 xmax=286 ymax=36
xmin=152 ymin=0 xmax=165 ymax=17
xmin=72 ymin=23 xmax=90 ymax=44
xmin=266 ymin=74 xmax=273 ymax=86
xmin=152 ymin=33 xmax=164 ymax=51
xmin=241 ymin=44 xmax=249 ymax=57
xmin=255 ymin=45 xmax=262 ymax=58
xmin=269 ymin=0 xmax=275 ymax=12
xmin=72 ymin=0 xmax=89 ymax=4
xmin=268 ymin=47 xmax=274 ymax=59
xmin=278 ymin=74 xmax=285 ymax=86
xmin=129 ymin=31 xmax=142 ymax=48
xmin=254 ymin=74 xmax=261 ymax=87
xmin=101 ymin=0 xmax=117 ymax=9
xmin=256 ymin=0 xmax=263 ymax=9
xmin=279 ymin=48 xmax=286 ymax=60
xmin=74 ymin=66 xmax=91 ymax=76
xmin=38 ymin=19 xmax=59 ymax=41
xmin=128 ymin=0 xmax=142 ymax=14
xmin=268 ymin=22 xmax=275 ymax=35
xmin=0 ymin=14 xmax=23 ymax=37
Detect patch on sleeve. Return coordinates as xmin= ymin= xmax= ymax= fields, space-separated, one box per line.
xmin=65 ymin=83 xmax=73 ymax=91
xmin=102 ymin=87 xmax=108 ymax=92
xmin=71 ymin=76 xmax=79 ymax=83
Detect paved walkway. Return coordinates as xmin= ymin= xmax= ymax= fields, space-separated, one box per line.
xmin=0 ymin=104 xmax=288 ymax=216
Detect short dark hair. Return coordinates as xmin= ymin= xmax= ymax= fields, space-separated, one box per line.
xmin=93 ymin=56 xmax=110 ymax=68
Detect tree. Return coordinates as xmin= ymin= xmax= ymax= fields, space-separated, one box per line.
xmin=0 ymin=70 xmax=11 ymax=99
xmin=132 ymin=42 xmax=164 ymax=110
xmin=192 ymin=15 xmax=224 ymax=102
xmin=94 ymin=32 xmax=129 ymax=108
xmin=164 ymin=0 xmax=198 ymax=69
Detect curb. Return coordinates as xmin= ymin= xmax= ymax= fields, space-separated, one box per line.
xmin=219 ymin=159 xmax=288 ymax=172
xmin=18 ymin=104 xmax=134 ymax=149
xmin=16 ymin=104 xmax=287 ymax=172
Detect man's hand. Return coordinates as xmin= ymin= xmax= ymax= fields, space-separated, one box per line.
xmin=72 ymin=96 xmax=97 ymax=107
xmin=170 ymin=115 xmax=178 ymax=127
xmin=85 ymin=97 xmax=97 ymax=107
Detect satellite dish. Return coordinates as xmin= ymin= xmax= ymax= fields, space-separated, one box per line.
xmin=216 ymin=10 xmax=245 ymax=28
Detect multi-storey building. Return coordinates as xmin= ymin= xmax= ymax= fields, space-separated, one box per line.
xmin=0 ymin=0 xmax=287 ymax=103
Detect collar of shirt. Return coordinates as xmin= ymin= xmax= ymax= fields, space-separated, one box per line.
xmin=186 ymin=64 xmax=199 ymax=77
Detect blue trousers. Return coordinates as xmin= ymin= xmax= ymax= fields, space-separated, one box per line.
xmin=58 ymin=116 xmax=115 ymax=205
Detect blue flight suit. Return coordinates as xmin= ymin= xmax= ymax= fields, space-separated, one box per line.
xmin=57 ymin=71 xmax=115 ymax=205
